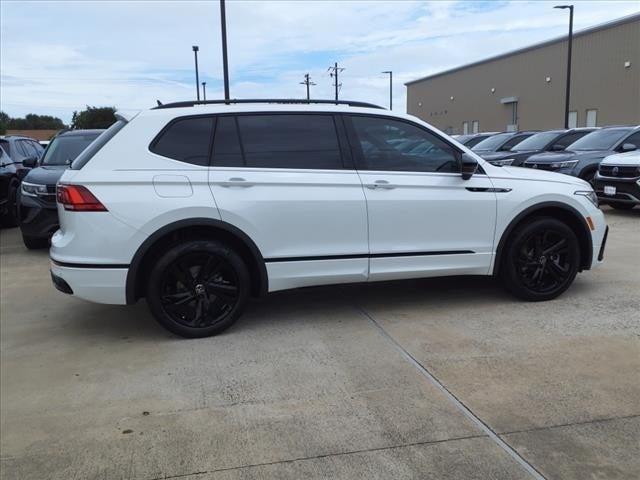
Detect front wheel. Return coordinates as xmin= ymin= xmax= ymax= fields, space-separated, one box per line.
xmin=609 ymin=202 xmax=635 ymax=210
xmin=22 ymin=234 xmax=49 ymax=250
xmin=146 ymin=240 xmax=250 ymax=338
xmin=1 ymin=181 xmax=19 ymax=227
xmin=501 ymin=217 xmax=580 ymax=301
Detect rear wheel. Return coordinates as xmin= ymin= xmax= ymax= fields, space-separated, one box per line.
xmin=501 ymin=217 xmax=580 ymax=301
xmin=146 ymin=240 xmax=250 ymax=338
xmin=609 ymin=202 xmax=635 ymax=210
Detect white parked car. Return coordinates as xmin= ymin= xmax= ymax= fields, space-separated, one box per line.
xmin=50 ymin=100 xmax=608 ymax=337
xmin=593 ymin=150 xmax=640 ymax=210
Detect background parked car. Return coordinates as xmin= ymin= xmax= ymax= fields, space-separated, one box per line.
xmin=593 ymin=150 xmax=640 ymax=210
xmin=523 ymin=125 xmax=640 ymax=183
xmin=453 ymin=132 xmax=499 ymax=148
xmin=18 ymin=129 xmax=104 ymax=249
xmin=471 ymin=131 xmax=538 ymax=156
xmin=482 ymin=128 xmax=597 ymax=166
xmin=0 ymin=135 xmax=43 ymax=226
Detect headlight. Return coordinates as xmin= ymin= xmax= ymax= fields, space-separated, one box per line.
xmin=575 ymin=190 xmax=599 ymax=207
xmin=490 ymin=158 xmax=515 ymax=166
xmin=21 ymin=182 xmax=48 ymax=197
xmin=550 ymin=160 xmax=579 ymax=169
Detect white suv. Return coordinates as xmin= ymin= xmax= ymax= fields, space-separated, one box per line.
xmin=50 ymin=100 xmax=608 ymax=337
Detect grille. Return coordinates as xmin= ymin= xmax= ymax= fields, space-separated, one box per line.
xmin=598 ymin=165 xmax=639 ymax=178
xmin=524 ymin=163 xmax=555 ymax=171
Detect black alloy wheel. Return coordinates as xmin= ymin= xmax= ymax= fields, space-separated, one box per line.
xmin=147 ymin=240 xmax=250 ymax=337
xmin=502 ymin=217 xmax=580 ymax=301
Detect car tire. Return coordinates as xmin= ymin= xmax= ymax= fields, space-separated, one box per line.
xmin=501 ymin=217 xmax=580 ymax=301
xmin=609 ymin=202 xmax=635 ymax=210
xmin=1 ymin=181 xmax=19 ymax=227
xmin=22 ymin=235 xmax=49 ymax=250
xmin=146 ymin=240 xmax=250 ymax=338
xmin=579 ymin=168 xmax=597 ymax=186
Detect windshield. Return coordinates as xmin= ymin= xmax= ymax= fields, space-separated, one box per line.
xmin=567 ymin=128 xmax=631 ymax=151
xmin=40 ymin=133 xmax=101 ymax=166
xmin=512 ymin=131 xmax=562 ymax=151
xmin=471 ymin=133 xmax=511 ymax=151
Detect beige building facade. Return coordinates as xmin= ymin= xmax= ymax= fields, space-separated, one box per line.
xmin=405 ymin=13 xmax=640 ymax=135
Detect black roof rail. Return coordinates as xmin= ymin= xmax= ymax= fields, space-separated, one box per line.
xmin=152 ymin=98 xmax=385 ymax=110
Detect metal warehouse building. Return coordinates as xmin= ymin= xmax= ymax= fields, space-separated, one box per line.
xmin=405 ymin=13 xmax=640 ymax=135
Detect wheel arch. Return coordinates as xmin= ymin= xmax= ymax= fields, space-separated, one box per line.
xmin=126 ymin=218 xmax=268 ymax=304
xmin=493 ymin=201 xmax=593 ymax=275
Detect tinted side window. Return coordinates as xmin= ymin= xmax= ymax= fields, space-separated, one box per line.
xmin=14 ymin=141 xmax=28 ymax=157
xmin=237 ymin=115 xmax=342 ymax=169
xmin=350 ymin=116 xmax=459 ymax=173
xmin=501 ymin=134 xmax=532 ymax=151
xmin=151 ymin=117 xmax=214 ymax=166
xmin=622 ymin=132 xmax=640 ymax=149
xmin=553 ymin=131 xmax=589 ymax=149
xmin=212 ymin=116 xmax=243 ymax=167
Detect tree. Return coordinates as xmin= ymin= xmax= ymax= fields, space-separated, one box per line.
xmin=0 ymin=111 xmax=9 ymax=135
xmin=0 ymin=112 xmax=65 ymax=130
xmin=71 ymin=106 xmax=117 ymax=129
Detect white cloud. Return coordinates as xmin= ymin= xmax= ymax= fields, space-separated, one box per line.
xmin=1 ymin=0 xmax=638 ymax=122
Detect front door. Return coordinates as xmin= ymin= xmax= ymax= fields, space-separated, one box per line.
xmin=346 ymin=114 xmax=497 ymax=281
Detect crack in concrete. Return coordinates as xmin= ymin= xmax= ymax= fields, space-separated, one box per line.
xmin=145 ymin=433 xmax=487 ymax=480
xmin=499 ymin=413 xmax=640 ymax=437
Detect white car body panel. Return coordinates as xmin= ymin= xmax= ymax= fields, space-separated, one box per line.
xmin=50 ymin=103 xmax=607 ymax=305
xmin=600 ymin=151 xmax=640 ymax=166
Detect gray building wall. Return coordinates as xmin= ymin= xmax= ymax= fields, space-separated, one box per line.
xmin=406 ymin=14 xmax=640 ymax=134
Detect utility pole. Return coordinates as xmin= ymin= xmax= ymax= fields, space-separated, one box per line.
xmin=202 ymin=82 xmax=207 ymax=101
xmin=192 ymin=46 xmax=200 ymax=101
xmin=219 ymin=0 xmax=230 ymax=101
xmin=299 ymin=73 xmax=316 ymax=100
xmin=554 ymin=5 xmax=574 ymax=128
xmin=328 ymin=62 xmax=344 ymax=103
xmin=382 ymin=71 xmax=392 ymax=110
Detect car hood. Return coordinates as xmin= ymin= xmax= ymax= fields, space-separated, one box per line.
xmin=601 ymin=151 xmax=640 ymax=166
xmin=22 ymin=165 xmax=67 ymax=186
xmin=526 ymin=149 xmax=610 ymax=164
xmin=497 ymin=165 xmax=591 ymax=188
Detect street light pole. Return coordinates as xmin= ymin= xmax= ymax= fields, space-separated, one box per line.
xmin=554 ymin=5 xmax=574 ymax=129
xmin=202 ymin=82 xmax=207 ymax=101
xmin=192 ymin=46 xmax=200 ymax=101
xmin=219 ymin=0 xmax=230 ymax=101
xmin=382 ymin=71 xmax=392 ymax=110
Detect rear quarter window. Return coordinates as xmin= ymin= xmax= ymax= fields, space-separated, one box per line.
xmin=150 ymin=117 xmax=214 ymax=166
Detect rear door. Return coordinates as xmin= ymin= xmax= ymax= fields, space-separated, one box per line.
xmin=208 ymin=113 xmax=369 ymax=292
xmin=346 ymin=114 xmax=497 ymax=281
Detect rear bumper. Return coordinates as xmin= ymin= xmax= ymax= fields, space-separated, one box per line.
xmin=50 ymin=259 xmax=128 ymax=304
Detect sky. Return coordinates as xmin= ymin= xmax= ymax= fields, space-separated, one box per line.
xmin=1 ymin=0 xmax=639 ymax=123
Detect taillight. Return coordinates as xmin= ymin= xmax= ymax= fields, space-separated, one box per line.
xmin=56 ymin=184 xmax=107 ymax=211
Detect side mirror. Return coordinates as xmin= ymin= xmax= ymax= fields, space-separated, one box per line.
xmin=23 ymin=156 xmax=38 ymax=168
xmin=620 ymin=143 xmax=637 ymax=152
xmin=551 ymin=144 xmax=565 ymax=151
xmin=461 ymin=153 xmax=478 ymax=180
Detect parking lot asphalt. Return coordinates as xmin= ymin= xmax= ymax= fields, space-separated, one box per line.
xmin=1 ymin=206 xmax=639 ymax=480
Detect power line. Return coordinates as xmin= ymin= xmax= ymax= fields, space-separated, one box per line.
xmin=327 ymin=62 xmax=345 ymax=102
xmin=299 ymin=73 xmax=316 ymax=100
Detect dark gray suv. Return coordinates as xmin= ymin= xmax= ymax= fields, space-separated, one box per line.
xmin=523 ymin=126 xmax=640 ymax=183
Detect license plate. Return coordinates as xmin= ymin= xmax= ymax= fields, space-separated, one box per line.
xmin=604 ymin=186 xmax=616 ymax=196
